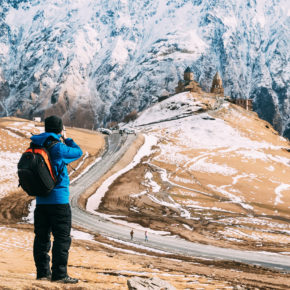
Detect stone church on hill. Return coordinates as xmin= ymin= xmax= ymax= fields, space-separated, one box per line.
xmin=174 ymin=67 xmax=252 ymax=111
xmin=175 ymin=67 xmax=202 ymax=94
xmin=175 ymin=67 xmax=224 ymax=97
xmin=210 ymin=72 xmax=224 ymax=95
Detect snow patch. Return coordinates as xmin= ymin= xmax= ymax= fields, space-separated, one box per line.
xmin=87 ymin=135 xmax=158 ymax=212
xmin=71 ymin=229 xmax=95 ymax=241
xmin=0 ymin=151 xmax=21 ymax=197
xmin=274 ymin=184 xmax=290 ymax=205
xmin=189 ymin=157 xmax=237 ymax=176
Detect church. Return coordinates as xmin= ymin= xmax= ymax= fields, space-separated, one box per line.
xmin=175 ymin=67 xmax=202 ymax=94
xmin=175 ymin=67 xmax=224 ymax=97
xmin=174 ymin=67 xmax=253 ymax=111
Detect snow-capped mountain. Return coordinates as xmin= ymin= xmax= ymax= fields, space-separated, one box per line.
xmin=0 ymin=0 xmax=289 ymax=137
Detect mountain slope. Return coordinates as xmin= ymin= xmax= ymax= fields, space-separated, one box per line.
xmin=0 ymin=93 xmax=290 ymax=287
xmin=0 ymin=0 xmax=289 ymax=138
xmin=97 ymin=91 xmax=290 ymax=252
xmin=2 ymin=116 xmax=290 ymax=289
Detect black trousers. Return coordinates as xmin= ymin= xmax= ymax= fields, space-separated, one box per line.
xmin=33 ymin=204 xmax=72 ymax=280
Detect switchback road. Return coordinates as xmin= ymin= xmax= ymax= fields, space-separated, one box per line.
xmin=70 ymin=134 xmax=290 ymax=272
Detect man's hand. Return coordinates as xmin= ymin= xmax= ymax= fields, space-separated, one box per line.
xmin=61 ymin=126 xmax=67 ymax=141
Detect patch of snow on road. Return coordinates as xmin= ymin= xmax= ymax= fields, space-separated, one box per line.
xmin=93 ymin=239 xmax=179 ymax=258
xmin=87 ymin=134 xmax=157 ymax=212
xmin=87 ymin=210 xmax=171 ymax=235
xmin=106 ymin=236 xmax=171 ymax=254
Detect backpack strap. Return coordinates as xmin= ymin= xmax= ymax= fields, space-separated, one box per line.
xmin=43 ymin=138 xmax=65 ymax=183
xmin=57 ymin=162 xmax=66 ymax=181
xmin=43 ymin=136 xmax=60 ymax=149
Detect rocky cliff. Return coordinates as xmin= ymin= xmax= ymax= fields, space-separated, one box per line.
xmin=0 ymin=0 xmax=289 ymax=137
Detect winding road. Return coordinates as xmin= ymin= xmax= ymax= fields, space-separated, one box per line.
xmin=70 ymin=133 xmax=290 ymax=272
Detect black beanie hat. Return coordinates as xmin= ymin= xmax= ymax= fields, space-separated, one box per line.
xmin=45 ymin=115 xmax=63 ymax=134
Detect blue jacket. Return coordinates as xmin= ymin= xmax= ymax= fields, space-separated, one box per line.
xmin=30 ymin=132 xmax=83 ymax=204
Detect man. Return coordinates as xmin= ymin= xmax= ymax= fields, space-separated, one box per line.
xmin=31 ymin=115 xmax=82 ymax=283
xmin=130 ymin=229 xmax=134 ymax=240
xmin=145 ymin=231 xmax=148 ymax=242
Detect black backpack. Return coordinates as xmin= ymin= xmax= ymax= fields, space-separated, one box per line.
xmin=18 ymin=139 xmax=61 ymax=197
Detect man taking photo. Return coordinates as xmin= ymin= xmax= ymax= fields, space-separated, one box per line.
xmin=31 ymin=115 xmax=82 ymax=284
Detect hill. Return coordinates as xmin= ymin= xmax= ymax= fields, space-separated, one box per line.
xmin=1 ymin=92 xmax=290 ymax=289
xmin=0 ymin=117 xmax=105 ymax=222
xmin=96 ymin=92 xmax=290 ymax=253
xmin=0 ymin=117 xmax=235 ymax=289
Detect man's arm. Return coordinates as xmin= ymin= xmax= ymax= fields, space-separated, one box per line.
xmin=58 ymin=138 xmax=83 ymax=164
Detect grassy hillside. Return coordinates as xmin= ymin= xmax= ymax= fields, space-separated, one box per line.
xmin=1 ymin=112 xmax=290 ymax=289
xmin=98 ymin=92 xmax=290 ymax=253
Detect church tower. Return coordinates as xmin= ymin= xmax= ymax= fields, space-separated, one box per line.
xmin=184 ymin=67 xmax=194 ymax=81
xmin=210 ymin=72 xmax=224 ymax=95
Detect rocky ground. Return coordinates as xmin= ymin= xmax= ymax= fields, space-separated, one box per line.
xmin=1 ymin=222 xmax=290 ymax=289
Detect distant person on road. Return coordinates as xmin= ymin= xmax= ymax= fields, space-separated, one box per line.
xmin=130 ymin=229 xmax=134 ymax=240
xmin=32 ymin=116 xmax=82 ymax=284
xmin=145 ymin=231 xmax=148 ymax=242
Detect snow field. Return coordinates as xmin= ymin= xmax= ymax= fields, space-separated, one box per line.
xmin=142 ymin=108 xmax=290 ymax=213
xmin=116 ymin=93 xmax=290 ymax=246
xmin=86 ymin=134 xmax=158 ymax=212
xmin=0 ymin=151 xmax=21 ymax=198
xmin=0 ymin=227 xmax=31 ymax=251
xmin=0 ymin=121 xmax=43 ymax=197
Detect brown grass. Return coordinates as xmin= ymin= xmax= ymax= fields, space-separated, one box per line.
xmin=0 ymin=117 xmax=105 ymax=227
xmin=1 ymin=116 xmax=290 ymax=289
xmin=97 ymin=97 xmax=290 ymax=253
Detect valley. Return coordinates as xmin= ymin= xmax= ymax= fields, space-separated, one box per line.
xmin=0 ymin=92 xmax=290 ymax=288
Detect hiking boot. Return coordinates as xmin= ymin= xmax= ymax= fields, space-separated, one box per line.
xmin=51 ymin=276 xmax=79 ymax=284
xmin=36 ymin=274 xmax=51 ymax=281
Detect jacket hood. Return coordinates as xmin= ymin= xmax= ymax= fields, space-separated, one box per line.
xmin=30 ymin=132 xmax=61 ymax=146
